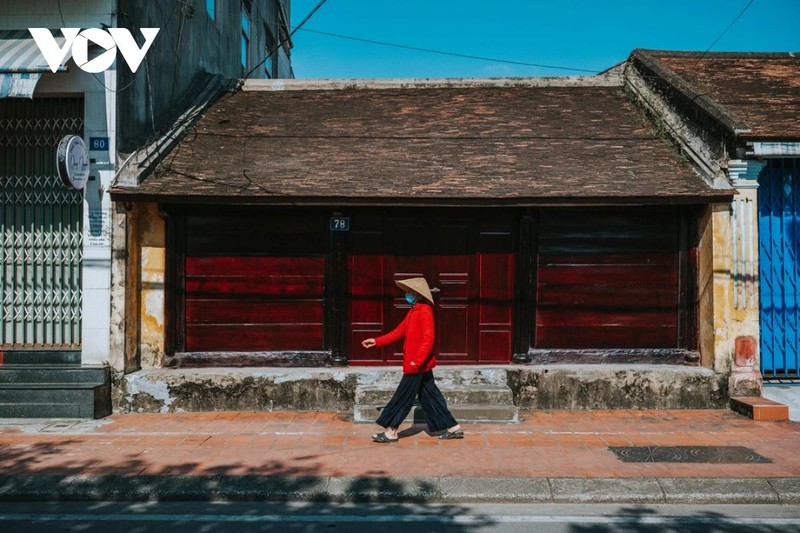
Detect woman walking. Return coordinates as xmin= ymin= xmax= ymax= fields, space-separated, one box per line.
xmin=361 ymin=277 xmax=463 ymax=443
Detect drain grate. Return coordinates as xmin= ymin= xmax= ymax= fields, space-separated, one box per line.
xmin=609 ymin=446 xmax=772 ymax=464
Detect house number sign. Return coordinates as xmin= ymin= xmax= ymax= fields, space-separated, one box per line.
xmin=330 ymin=217 xmax=350 ymax=231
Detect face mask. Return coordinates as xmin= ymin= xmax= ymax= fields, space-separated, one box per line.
xmin=405 ymin=293 xmax=417 ymax=305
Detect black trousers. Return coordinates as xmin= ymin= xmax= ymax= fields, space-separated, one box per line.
xmin=376 ymin=370 xmax=458 ymax=432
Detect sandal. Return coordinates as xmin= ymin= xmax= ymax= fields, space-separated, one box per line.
xmin=372 ymin=432 xmax=398 ymax=443
xmin=439 ymin=430 xmax=464 ymax=440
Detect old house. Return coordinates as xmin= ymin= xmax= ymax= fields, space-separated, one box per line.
xmin=108 ymin=72 xmax=743 ymax=416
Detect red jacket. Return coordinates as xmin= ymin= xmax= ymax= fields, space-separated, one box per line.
xmin=374 ymin=303 xmax=436 ymax=375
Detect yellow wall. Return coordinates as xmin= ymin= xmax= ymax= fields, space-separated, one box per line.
xmin=128 ymin=202 xmax=166 ymax=369
xmin=708 ymin=195 xmax=760 ymax=385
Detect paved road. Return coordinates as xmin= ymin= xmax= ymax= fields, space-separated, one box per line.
xmin=2 ymin=502 xmax=799 ymax=532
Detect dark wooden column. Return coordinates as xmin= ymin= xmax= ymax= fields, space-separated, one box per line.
xmin=680 ymin=207 xmax=701 ymax=365
xmin=168 ymin=207 xmax=186 ymax=355
xmin=513 ymin=213 xmax=534 ymax=363
xmin=328 ymin=213 xmax=348 ymax=366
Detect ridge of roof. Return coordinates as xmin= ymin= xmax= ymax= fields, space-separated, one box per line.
xmin=242 ymin=74 xmax=621 ymax=92
xmin=629 ymin=49 xmax=751 ymax=135
xmin=634 ymin=49 xmax=799 ymax=60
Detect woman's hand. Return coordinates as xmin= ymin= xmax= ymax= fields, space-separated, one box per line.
xmin=361 ymin=338 xmax=376 ymax=349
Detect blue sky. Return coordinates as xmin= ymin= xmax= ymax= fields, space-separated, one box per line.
xmin=289 ymin=0 xmax=800 ymax=78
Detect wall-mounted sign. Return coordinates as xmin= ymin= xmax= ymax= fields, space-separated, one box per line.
xmin=330 ymin=217 xmax=350 ymax=231
xmin=57 ymin=135 xmax=90 ymax=190
xmin=89 ymin=136 xmax=109 ymax=152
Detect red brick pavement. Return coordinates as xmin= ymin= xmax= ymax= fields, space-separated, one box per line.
xmin=1 ymin=410 xmax=798 ymax=479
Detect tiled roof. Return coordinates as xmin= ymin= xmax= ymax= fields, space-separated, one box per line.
xmin=111 ymin=80 xmax=731 ymax=204
xmin=633 ymin=50 xmax=800 ymax=140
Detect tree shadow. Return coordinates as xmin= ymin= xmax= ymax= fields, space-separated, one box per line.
xmin=0 ymin=437 xmax=495 ymax=532
xmin=568 ymin=505 xmax=793 ymax=533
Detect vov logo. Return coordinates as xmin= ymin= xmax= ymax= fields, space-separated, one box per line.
xmin=29 ymin=27 xmax=160 ymax=73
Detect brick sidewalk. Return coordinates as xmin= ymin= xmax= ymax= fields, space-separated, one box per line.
xmin=1 ymin=410 xmax=799 ymax=480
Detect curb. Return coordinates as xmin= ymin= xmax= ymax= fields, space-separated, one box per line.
xmin=0 ymin=475 xmax=798 ymax=504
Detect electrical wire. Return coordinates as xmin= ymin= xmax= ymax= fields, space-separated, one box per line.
xmin=297 ymin=28 xmax=598 ymax=74
xmin=243 ymin=0 xmax=329 ymax=80
xmin=702 ymin=0 xmax=755 ymax=55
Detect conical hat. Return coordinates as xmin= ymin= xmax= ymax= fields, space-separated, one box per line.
xmin=395 ymin=277 xmax=435 ymax=305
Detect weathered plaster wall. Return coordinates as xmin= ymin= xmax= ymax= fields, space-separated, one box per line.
xmin=113 ymin=369 xmax=359 ymax=413
xmin=712 ymin=203 xmax=734 ymax=373
xmin=509 ymin=366 xmax=728 ymax=410
xmin=709 ymin=197 xmax=761 ymax=397
xmin=137 ymin=203 xmax=166 ymax=369
xmin=110 ymin=202 xmax=165 ymax=373
xmin=112 ymin=366 xmax=730 ymax=414
xmin=109 ymin=203 xmax=130 ymax=372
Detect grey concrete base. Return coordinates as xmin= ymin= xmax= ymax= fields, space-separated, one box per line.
xmin=113 ymin=364 xmax=730 ymax=414
xmin=354 ymin=403 xmax=520 ymax=424
xmin=1 ymin=475 xmax=797 ymax=504
xmin=659 ymin=478 xmax=781 ymax=504
xmin=550 ymin=477 xmax=664 ymax=503
xmin=354 ymin=369 xmax=519 ymax=423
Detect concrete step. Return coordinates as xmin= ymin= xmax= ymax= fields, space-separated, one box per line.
xmin=0 ymin=350 xmax=81 ymax=365
xmin=0 ymin=365 xmax=111 ymax=419
xmin=354 ymin=367 xmax=519 ymax=424
xmin=0 ymin=402 xmax=97 ymax=418
xmin=355 ymin=402 xmax=519 ymax=424
xmin=0 ymin=365 xmax=107 ymax=385
xmin=356 ymin=385 xmax=514 ymax=406
xmin=0 ymin=383 xmax=102 ymax=404
xmin=358 ymin=368 xmax=511 ymax=388
xmin=730 ymin=396 xmax=789 ymax=421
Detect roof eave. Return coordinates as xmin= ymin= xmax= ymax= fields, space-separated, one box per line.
xmin=108 ymin=190 xmax=735 ymax=207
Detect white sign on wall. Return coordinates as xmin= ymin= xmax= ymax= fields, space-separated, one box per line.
xmin=56 ymin=135 xmax=90 ymax=190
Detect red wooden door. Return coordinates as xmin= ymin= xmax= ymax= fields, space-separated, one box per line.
xmin=535 ymin=208 xmax=682 ymax=348
xmin=348 ymin=213 xmax=515 ymax=365
xmin=180 ymin=210 xmax=328 ymax=353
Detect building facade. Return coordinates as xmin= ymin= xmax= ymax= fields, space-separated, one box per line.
xmin=626 ymin=50 xmax=800 ymax=393
xmin=0 ymin=0 xmax=293 ymax=417
xmin=109 ymin=74 xmax=742 ymax=413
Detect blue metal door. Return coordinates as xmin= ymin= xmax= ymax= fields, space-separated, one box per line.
xmin=758 ymin=159 xmax=800 ymax=378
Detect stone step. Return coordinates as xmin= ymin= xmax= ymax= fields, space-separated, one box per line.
xmin=730 ymin=396 xmax=789 ymax=421
xmin=0 ymin=402 xmax=97 ymax=419
xmin=0 ymin=366 xmax=107 ymax=385
xmin=354 ymin=402 xmax=519 ymax=424
xmin=0 ymin=383 xmax=102 ymax=404
xmin=356 ymin=385 xmax=514 ymax=406
xmin=0 ymin=350 xmax=81 ymax=365
xmin=358 ymin=368 xmax=511 ymax=388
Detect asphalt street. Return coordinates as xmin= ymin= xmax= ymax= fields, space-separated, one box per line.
xmin=1 ymin=502 xmax=799 ymax=532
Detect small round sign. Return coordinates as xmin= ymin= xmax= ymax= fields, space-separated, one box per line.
xmin=57 ymin=135 xmax=90 ymax=190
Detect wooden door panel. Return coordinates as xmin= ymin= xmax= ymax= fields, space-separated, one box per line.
xmin=186 ymin=324 xmax=323 ymax=351
xmin=348 ymin=253 xmax=385 ymax=362
xmin=348 ymin=211 xmax=516 ymax=365
xmin=535 ymin=208 xmax=681 ymax=349
xmin=480 ymin=330 xmax=512 ymax=360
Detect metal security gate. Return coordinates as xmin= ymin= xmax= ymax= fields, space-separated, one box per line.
xmin=758 ymin=158 xmax=800 ymax=378
xmin=0 ymin=97 xmax=84 ymax=347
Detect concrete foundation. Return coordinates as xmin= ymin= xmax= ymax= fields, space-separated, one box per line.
xmin=113 ymin=364 xmax=730 ymax=414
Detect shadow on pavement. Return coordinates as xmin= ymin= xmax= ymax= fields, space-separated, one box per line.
xmin=568 ymin=505 xmax=792 ymax=533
